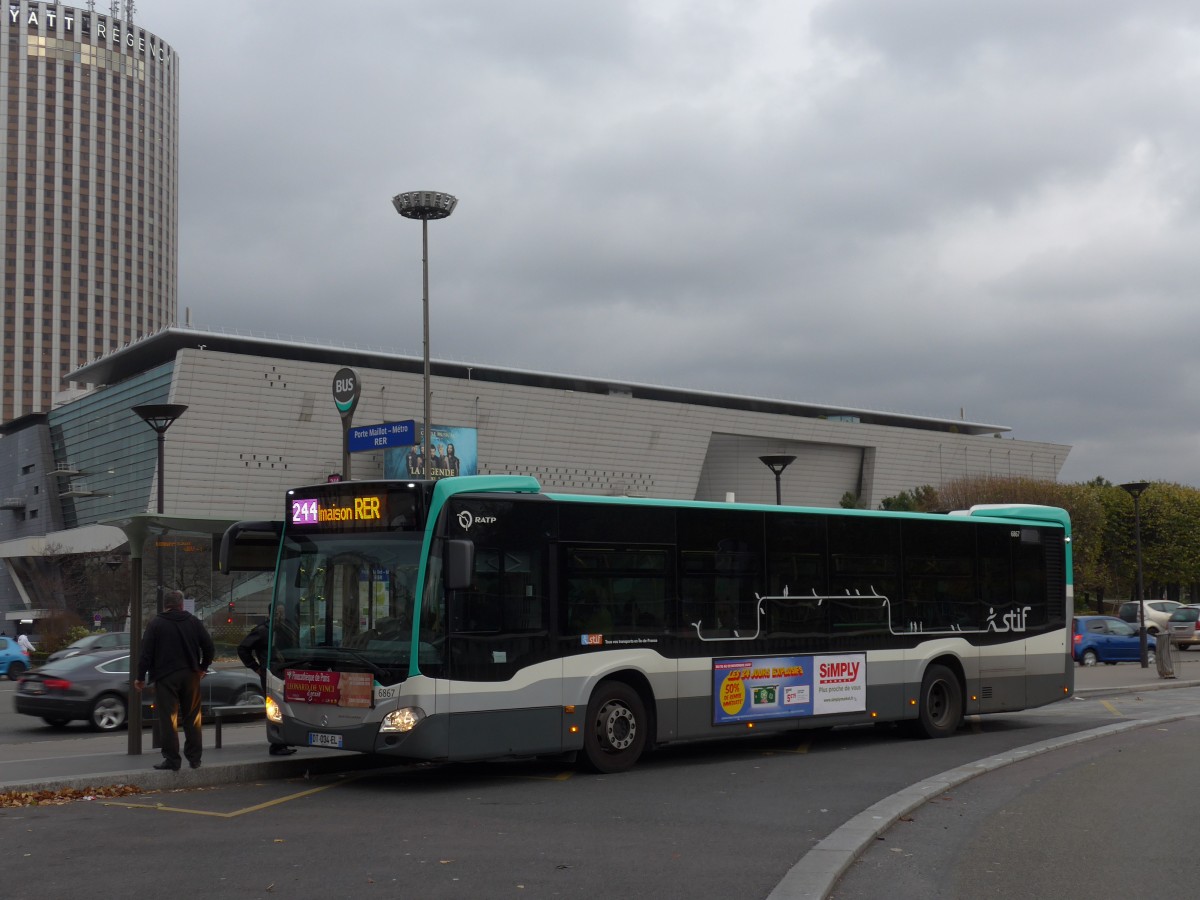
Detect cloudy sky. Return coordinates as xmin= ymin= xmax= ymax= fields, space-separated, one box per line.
xmin=139 ymin=1 xmax=1200 ymax=487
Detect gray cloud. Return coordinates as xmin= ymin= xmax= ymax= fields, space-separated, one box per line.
xmin=142 ymin=1 xmax=1200 ymax=485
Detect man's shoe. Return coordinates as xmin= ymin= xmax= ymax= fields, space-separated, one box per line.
xmin=189 ymin=760 xmax=202 ymax=769
xmin=269 ymin=746 xmax=297 ymax=756
xmin=153 ymin=761 xmax=180 ymax=771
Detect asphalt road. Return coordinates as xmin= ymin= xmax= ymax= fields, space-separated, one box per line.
xmin=5 ymin=659 xmax=1198 ymax=899
xmin=6 ymin=681 xmax=1196 ymax=900
xmin=831 ymin=713 xmax=1200 ymax=898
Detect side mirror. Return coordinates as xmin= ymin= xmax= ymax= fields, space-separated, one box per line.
xmin=445 ymin=539 xmax=475 ymax=591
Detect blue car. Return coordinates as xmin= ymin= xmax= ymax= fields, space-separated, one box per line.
xmin=1 ymin=634 xmax=32 ymax=680
xmin=1072 ymin=615 xmax=1156 ymax=666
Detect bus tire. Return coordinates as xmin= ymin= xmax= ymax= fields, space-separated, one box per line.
xmin=914 ymin=664 xmax=962 ymax=739
xmin=582 ymin=681 xmax=647 ymax=774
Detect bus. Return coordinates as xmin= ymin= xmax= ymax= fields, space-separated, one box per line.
xmin=220 ymin=475 xmax=1073 ymax=773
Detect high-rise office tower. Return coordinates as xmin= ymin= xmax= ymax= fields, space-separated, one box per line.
xmin=1 ymin=2 xmax=177 ymax=422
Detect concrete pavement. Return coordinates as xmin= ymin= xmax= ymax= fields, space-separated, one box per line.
xmin=0 ymin=718 xmax=396 ymax=796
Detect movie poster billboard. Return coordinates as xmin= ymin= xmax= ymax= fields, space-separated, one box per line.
xmin=712 ymin=653 xmax=866 ymax=724
xmin=384 ymin=425 xmax=477 ymax=480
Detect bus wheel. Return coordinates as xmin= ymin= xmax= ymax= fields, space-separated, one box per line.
xmin=915 ymin=664 xmax=963 ymax=739
xmin=582 ymin=682 xmax=647 ymax=774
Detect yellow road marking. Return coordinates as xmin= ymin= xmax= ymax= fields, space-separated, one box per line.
xmin=104 ymin=774 xmax=364 ymax=817
xmin=1100 ymin=699 xmax=1125 ymax=717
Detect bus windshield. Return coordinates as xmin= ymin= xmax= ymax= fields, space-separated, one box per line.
xmin=272 ymin=531 xmax=423 ymax=682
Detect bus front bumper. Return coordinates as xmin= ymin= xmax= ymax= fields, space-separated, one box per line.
xmin=270 ymin=714 xmax=450 ymax=759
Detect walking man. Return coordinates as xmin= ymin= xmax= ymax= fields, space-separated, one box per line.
xmin=134 ymin=590 xmax=214 ymax=771
xmin=237 ymin=616 xmax=296 ymax=756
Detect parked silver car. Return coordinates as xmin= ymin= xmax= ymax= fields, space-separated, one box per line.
xmin=1117 ymin=600 xmax=1183 ymax=635
xmin=1167 ymin=605 xmax=1200 ymax=649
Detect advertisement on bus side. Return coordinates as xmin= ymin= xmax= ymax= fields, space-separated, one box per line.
xmin=712 ymin=653 xmax=866 ymax=724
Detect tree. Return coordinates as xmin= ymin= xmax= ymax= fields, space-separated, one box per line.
xmin=879 ymin=485 xmax=940 ymax=512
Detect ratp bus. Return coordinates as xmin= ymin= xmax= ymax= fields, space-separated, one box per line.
xmin=220 ymin=475 xmax=1073 ymax=773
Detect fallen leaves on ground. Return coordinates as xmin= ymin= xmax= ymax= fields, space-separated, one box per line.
xmin=0 ymin=784 xmax=143 ymax=808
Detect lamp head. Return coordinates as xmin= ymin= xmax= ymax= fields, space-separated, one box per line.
xmin=133 ymin=403 xmax=189 ymax=434
xmin=759 ymin=455 xmax=798 ymax=476
xmin=392 ymin=191 xmax=458 ymax=220
xmin=1119 ymin=481 xmax=1151 ymax=500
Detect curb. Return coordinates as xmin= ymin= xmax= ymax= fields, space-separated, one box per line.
xmin=1072 ymin=677 xmax=1200 ymax=698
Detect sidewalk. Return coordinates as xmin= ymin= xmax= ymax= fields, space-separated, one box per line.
xmin=3 ymin=653 xmax=1196 ymax=797
xmin=0 ymin=719 xmax=394 ymax=796
xmin=1070 ymin=646 xmax=1200 ymax=695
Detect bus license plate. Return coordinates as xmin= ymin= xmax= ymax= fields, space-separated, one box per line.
xmin=308 ymin=732 xmax=343 ymax=748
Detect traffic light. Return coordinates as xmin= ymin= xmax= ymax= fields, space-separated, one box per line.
xmin=227 ymin=600 xmax=235 ymax=624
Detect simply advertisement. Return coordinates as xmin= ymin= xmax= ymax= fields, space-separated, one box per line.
xmin=712 ymin=653 xmax=866 ymax=725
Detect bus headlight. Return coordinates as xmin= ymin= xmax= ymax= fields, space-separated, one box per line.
xmin=379 ymin=707 xmax=425 ymax=733
xmin=265 ymin=696 xmax=283 ymax=724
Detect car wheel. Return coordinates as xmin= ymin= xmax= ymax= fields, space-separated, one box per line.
xmin=42 ymin=717 xmax=70 ymax=727
xmin=7 ymin=660 xmax=26 ymax=680
xmin=90 ymin=693 xmax=127 ymax=732
xmin=912 ymin=664 xmax=964 ymax=738
xmin=1080 ymin=649 xmax=1099 ymax=667
xmin=581 ymin=681 xmax=649 ymax=774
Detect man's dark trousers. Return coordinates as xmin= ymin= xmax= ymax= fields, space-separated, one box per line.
xmin=154 ymin=668 xmax=203 ymax=768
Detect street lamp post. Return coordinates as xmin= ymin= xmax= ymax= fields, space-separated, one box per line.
xmin=1120 ymin=481 xmax=1151 ymax=668
xmin=129 ymin=403 xmax=187 ymax=753
xmin=759 ymin=455 xmax=797 ymax=506
xmin=134 ymin=404 xmax=189 ymax=614
xmin=392 ymin=190 xmax=458 ymax=476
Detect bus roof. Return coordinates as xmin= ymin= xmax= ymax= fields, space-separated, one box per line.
xmin=426 ymin=475 xmax=1071 ymax=535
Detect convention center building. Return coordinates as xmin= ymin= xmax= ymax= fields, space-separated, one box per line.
xmin=0 ymin=327 xmax=1071 ymax=626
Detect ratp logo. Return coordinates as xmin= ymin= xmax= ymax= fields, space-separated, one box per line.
xmin=457 ymin=511 xmax=497 ymax=531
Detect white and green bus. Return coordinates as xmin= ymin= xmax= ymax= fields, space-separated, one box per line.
xmin=220 ymin=475 xmax=1073 ymax=773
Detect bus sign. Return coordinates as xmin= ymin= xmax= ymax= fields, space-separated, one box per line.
xmin=347 ymin=420 xmax=416 ymax=453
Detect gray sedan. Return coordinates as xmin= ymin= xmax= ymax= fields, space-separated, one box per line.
xmin=13 ymin=649 xmax=263 ymax=732
xmin=45 ymin=631 xmax=131 ymax=663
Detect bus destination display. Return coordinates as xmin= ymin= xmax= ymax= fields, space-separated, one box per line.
xmin=291 ymin=495 xmax=383 ymax=526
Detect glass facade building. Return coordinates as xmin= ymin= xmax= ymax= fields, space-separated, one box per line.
xmin=1 ymin=2 xmax=178 ymax=421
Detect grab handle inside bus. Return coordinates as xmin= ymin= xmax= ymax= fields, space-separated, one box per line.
xmin=445 ymin=539 xmax=475 ymax=591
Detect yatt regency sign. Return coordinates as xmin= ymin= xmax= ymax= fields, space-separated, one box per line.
xmin=7 ymin=3 xmax=174 ymax=63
